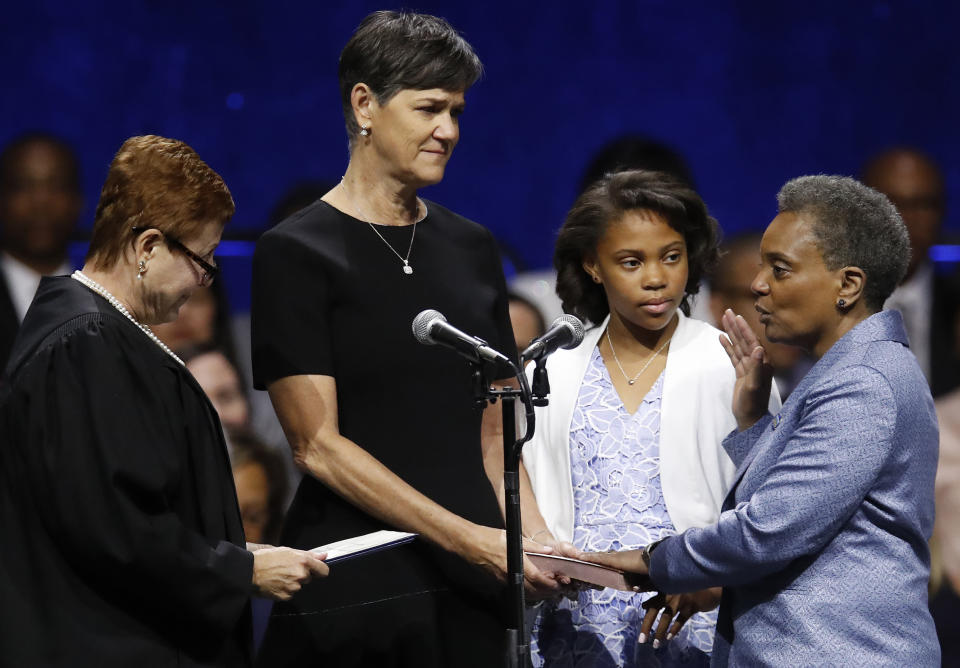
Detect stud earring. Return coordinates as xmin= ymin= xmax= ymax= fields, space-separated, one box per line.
xmin=592 ymin=275 xmax=601 ymax=284
xmin=837 ymin=299 xmax=846 ymax=309
xmin=359 ymin=125 xmax=370 ymax=137
xmin=137 ymin=260 xmax=146 ymax=280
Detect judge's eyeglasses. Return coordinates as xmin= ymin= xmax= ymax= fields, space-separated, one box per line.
xmin=131 ymin=226 xmax=220 ymax=285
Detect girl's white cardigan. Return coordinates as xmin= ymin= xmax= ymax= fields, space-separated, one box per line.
xmin=522 ymin=311 xmax=782 ymax=541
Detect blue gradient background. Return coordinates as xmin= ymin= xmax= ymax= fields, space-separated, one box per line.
xmin=4 ymin=1 xmax=958 ymax=307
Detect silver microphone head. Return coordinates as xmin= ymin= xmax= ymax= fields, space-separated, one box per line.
xmin=555 ymin=314 xmax=585 ymax=349
xmin=412 ymin=309 xmax=446 ymax=345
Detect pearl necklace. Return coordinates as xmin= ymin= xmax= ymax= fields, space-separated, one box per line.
xmin=605 ymin=328 xmax=672 ymax=385
xmin=340 ymin=177 xmax=423 ymax=275
xmin=71 ymin=270 xmax=185 ymax=366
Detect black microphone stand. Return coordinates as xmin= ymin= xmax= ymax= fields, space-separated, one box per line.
xmin=471 ymin=354 xmax=551 ymax=668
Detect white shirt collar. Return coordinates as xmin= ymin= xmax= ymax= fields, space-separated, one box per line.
xmin=1 ymin=251 xmax=73 ymax=321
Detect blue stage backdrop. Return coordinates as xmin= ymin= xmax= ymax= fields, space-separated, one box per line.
xmin=4 ymin=1 xmax=959 ymax=310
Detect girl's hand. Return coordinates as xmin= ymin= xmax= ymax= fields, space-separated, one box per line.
xmin=638 ymin=588 xmax=722 ymax=647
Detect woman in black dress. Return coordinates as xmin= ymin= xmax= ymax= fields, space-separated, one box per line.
xmin=252 ymin=11 xmax=558 ymax=667
xmin=0 ymin=135 xmax=327 ymax=667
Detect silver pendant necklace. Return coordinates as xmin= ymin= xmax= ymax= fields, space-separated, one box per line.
xmin=341 ymin=177 xmax=423 ymax=275
xmin=605 ymin=327 xmax=672 ymax=385
xmin=72 ymin=270 xmax=185 ymax=366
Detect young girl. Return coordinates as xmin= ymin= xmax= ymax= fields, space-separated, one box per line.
xmin=522 ymin=170 xmax=780 ymax=666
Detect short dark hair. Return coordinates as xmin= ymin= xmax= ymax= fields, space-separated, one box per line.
xmin=777 ymin=175 xmax=909 ymax=311
xmin=338 ymin=11 xmax=482 ymax=144
xmin=555 ymin=169 xmax=721 ymax=325
xmin=0 ymin=131 xmax=81 ymax=194
xmin=86 ymin=135 xmax=234 ymax=270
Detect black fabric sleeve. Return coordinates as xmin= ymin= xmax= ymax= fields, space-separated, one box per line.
xmin=25 ymin=318 xmax=252 ymax=633
xmin=251 ymin=229 xmax=334 ymax=389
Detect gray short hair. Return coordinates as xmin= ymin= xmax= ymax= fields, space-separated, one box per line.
xmin=777 ymin=175 xmax=910 ymax=311
xmin=339 ymin=11 xmax=482 ymax=145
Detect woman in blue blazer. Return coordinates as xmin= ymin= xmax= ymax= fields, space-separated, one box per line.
xmin=581 ymin=174 xmax=940 ymax=667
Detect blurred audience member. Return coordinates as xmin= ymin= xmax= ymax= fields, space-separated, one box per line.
xmin=932 ymin=390 xmax=960 ymax=664
xmin=267 ymin=180 xmax=336 ymax=228
xmin=232 ymin=180 xmax=337 ymax=457
xmin=182 ymin=343 xmax=251 ymax=434
xmin=579 ymin=134 xmax=696 ymax=193
xmin=709 ymin=232 xmax=813 ymax=398
xmin=508 ymin=291 xmax=546 ymax=352
xmin=228 ymin=430 xmax=291 ymax=654
xmin=510 ymin=272 xmax=564 ymax=324
xmin=180 ymin=341 xmax=298 ymax=501
xmin=863 ymin=147 xmax=959 ymax=395
xmin=154 ymin=279 xmax=239 ymax=365
xmin=229 ymin=430 xmax=289 ymax=547
xmin=0 ymin=132 xmax=82 ymax=367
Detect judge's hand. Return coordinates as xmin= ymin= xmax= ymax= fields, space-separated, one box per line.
xmin=251 ymin=546 xmax=330 ymax=601
xmin=719 ymin=309 xmax=774 ymax=431
xmin=462 ymin=526 xmax=561 ymax=599
xmin=638 ymin=588 xmax=722 ymax=647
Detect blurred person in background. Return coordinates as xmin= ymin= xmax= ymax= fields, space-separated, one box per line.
xmin=266 ymin=180 xmax=337 ymax=229
xmin=932 ymin=388 xmax=960 ymax=665
xmin=181 ymin=342 xmax=299 ymax=504
xmin=577 ymin=135 xmax=696 ymax=195
xmin=228 ymin=430 xmax=291 ymax=654
xmin=230 ymin=430 xmax=289 ymax=546
xmin=154 ymin=279 xmax=239 ymax=367
xmin=709 ymin=232 xmax=812 ymax=398
xmin=232 ymin=180 xmax=338 ymax=467
xmin=181 ymin=343 xmax=251 ymax=435
xmin=0 ymin=132 xmax=82 ymax=368
xmin=508 ymin=291 xmax=546 ymax=353
xmin=862 ymin=147 xmax=960 ymax=396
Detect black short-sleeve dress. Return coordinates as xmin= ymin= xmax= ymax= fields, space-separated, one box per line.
xmin=251 ymin=200 xmax=518 ymax=666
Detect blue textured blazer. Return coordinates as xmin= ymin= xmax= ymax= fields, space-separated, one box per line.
xmin=649 ymin=310 xmax=940 ymax=667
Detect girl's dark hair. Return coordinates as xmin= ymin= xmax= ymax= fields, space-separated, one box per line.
xmin=339 ymin=11 xmax=482 ymax=144
xmin=555 ymin=169 xmax=721 ymax=325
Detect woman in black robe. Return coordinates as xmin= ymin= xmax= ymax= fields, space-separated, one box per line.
xmin=0 ymin=135 xmax=327 ymax=668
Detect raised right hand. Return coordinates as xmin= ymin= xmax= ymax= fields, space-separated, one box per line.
xmin=719 ymin=309 xmax=774 ymax=431
xmin=251 ymin=546 xmax=330 ymax=601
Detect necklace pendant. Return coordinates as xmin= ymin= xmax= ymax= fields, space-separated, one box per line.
xmin=403 ymin=264 xmax=413 ymax=275
xmin=628 ymin=379 xmax=635 ymax=385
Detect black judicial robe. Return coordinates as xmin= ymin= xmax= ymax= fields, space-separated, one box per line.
xmin=0 ymin=277 xmax=254 ymax=667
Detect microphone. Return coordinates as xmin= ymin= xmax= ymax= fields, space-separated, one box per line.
xmin=412 ymin=309 xmax=511 ymax=364
xmin=521 ymin=314 xmax=585 ymax=364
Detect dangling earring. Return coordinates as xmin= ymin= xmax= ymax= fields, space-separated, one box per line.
xmin=837 ymin=299 xmax=846 ymax=309
xmin=359 ymin=125 xmax=370 ymax=137
xmin=137 ymin=260 xmax=146 ymax=280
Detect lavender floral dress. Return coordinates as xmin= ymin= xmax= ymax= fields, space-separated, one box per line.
xmin=530 ymin=347 xmax=715 ymax=667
